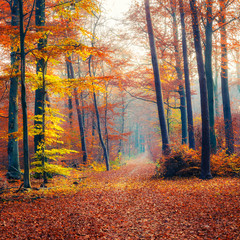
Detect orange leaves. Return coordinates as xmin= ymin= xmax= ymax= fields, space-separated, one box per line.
xmin=1 ymin=157 xmax=240 ymax=239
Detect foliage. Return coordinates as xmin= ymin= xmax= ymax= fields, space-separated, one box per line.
xmin=31 ymin=161 xmax=72 ymax=178
xmin=0 ymin=157 xmax=240 ymax=239
xmin=211 ymin=151 xmax=240 ymax=176
xmin=155 ymin=145 xmax=240 ymax=178
xmin=155 ymin=145 xmax=201 ymax=178
xmin=89 ymin=162 xmax=107 ymax=172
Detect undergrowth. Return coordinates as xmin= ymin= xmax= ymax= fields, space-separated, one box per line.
xmin=155 ymin=145 xmax=240 ymax=178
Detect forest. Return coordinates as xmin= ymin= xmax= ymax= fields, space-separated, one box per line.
xmin=0 ymin=0 xmax=239 ymax=239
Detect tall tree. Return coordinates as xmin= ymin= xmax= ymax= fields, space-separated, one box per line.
xmin=7 ymin=0 xmax=21 ymax=179
xmin=190 ymin=0 xmax=212 ymax=179
xmin=170 ymin=0 xmax=187 ymax=145
xmin=89 ymin=57 xmax=110 ymax=171
xmin=144 ymin=0 xmax=170 ymax=155
xmin=34 ymin=0 xmax=46 ymax=154
xmin=34 ymin=0 xmax=47 ymax=184
xmin=178 ymin=0 xmax=195 ymax=149
xmin=67 ymin=56 xmax=88 ymax=164
xmin=19 ymin=0 xmax=31 ymax=188
xmin=205 ymin=0 xmax=217 ymax=153
xmin=219 ymin=0 xmax=234 ymax=154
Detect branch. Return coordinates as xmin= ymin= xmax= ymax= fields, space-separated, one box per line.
xmin=213 ymin=15 xmax=240 ymax=32
xmin=124 ymin=88 xmax=156 ymax=104
xmin=24 ymin=0 xmax=36 ymax=37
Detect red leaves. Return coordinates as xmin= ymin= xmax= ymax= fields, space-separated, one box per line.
xmin=1 ymin=156 xmax=240 ymax=239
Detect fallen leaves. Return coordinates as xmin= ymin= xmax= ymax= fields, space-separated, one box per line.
xmin=0 ymin=155 xmax=240 ymax=239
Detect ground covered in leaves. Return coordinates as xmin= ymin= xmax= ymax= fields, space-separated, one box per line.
xmin=1 ymin=154 xmax=240 ymax=239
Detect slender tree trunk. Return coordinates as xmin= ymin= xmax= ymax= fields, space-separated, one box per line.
xmin=34 ymin=0 xmax=46 ymax=154
xmin=179 ymin=0 xmax=195 ymax=149
xmin=7 ymin=0 xmax=20 ymax=179
xmin=67 ymin=57 xmax=87 ymax=164
xmin=118 ymin=96 xmax=125 ymax=154
xmin=66 ymin=61 xmax=73 ymax=128
xmin=93 ymin=91 xmax=110 ymax=170
xmin=19 ymin=0 xmax=31 ymax=188
xmin=89 ymin=55 xmax=110 ymax=170
xmin=214 ymin=53 xmax=220 ymax=117
xmin=104 ymin=84 xmax=109 ymax=156
xmin=190 ymin=0 xmax=212 ymax=179
xmin=205 ymin=0 xmax=217 ymax=153
xmin=145 ymin=0 xmax=170 ymax=155
xmin=34 ymin=0 xmax=47 ymax=184
xmin=170 ymin=0 xmax=187 ymax=145
xmin=74 ymin=89 xmax=87 ymax=164
xmin=219 ymin=0 xmax=234 ymax=154
xmin=236 ymin=48 xmax=240 ymax=93
xmin=135 ymin=124 xmax=139 ymax=154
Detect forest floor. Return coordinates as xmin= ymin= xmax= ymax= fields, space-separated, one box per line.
xmin=0 ymin=154 xmax=240 ymax=239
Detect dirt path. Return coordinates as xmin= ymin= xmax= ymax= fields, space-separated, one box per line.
xmin=1 ymin=155 xmax=240 ymax=239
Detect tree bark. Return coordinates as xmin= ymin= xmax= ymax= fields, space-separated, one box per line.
xmin=219 ymin=0 xmax=234 ymax=154
xmin=170 ymin=0 xmax=187 ymax=145
xmin=179 ymin=0 xmax=196 ymax=149
xmin=93 ymin=91 xmax=110 ymax=171
xmin=19 ymin=0 xmax=31 ymax=188
xmin=34 ymin=0 xmax=46 ymax=154
xmin=205 ymin=0 xmax=217 ymax=153
xmin=7 ymin=0 xmax=21 ymax=179
xmin=144 ymin=0 xmax=170 ymax=155
xmin=67 ymin=57 xmax=87 ymax=164
xmin=34 ymin=0 xmax=47 ymax=184
xmin=190 ymin=0 xmax=212 ymax=179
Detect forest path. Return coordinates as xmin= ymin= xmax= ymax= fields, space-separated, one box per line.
xmin=1 ymin=155 xmax=240 ymax=239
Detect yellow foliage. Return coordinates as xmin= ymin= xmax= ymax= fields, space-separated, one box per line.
xmin=31 ymin=161 xmax=72 ymax=176
xmin=211 ymin=151 xmax=240 ymax=176
xmin=90 ymin=162 xmax=106 ymax=172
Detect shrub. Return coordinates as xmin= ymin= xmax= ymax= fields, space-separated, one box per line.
xmin=211 ymin=151 xmax=240 ymax=177
xmin=155 ymin=145 xmax=240 ymax=178
xmin=155 ymin=145 xmax=201 ymax=178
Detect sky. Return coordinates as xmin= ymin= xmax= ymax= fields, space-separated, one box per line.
xmin=102 ymin=0 xmax=132 ymax=20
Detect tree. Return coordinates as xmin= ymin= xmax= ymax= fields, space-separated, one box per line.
xmin=67 ymin=56 xmax=88 ymax=164
xmin=219 ymin=0 xmax=234 ymax=154
xmin=178 ymin=0 xmax=195 ymax=149
xmin=34 ymin=0 xmax=48 ymax=184
xmin=19 ymin=0 xmax=32 ymax=188
xmin=205 ymin=0 xmax=217 ymax=153
xmin=170 ymin=0 xmax=187 ymax=145
xmin=189 ymin=0 xmax=212 ymax=179
xmin=7 ymin=0 xmax=21 ymax=179
xmin=144 ymin=0 xmax=170 ymax=155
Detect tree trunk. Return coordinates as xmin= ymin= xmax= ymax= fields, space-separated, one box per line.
xmin=34 ymin=0 xmax=47 ymax=184
xmin=74 ymin=89 xmax=87 ymax=164
xmin=178 ymin=0 xmax=195 ymax=149
xmin=93 ymin=91 xmax=110 ymax=171
xmin=214 ymin=53 xmax=220 ymax=118
xmin=205 ymin=0 xmax=217 ymax=153
xmin=236 ymin=48 xmax=240 ymax=93
xmin=34 ymin=0 xmax=46 ymax=154
xmin=170 ymin=0 xmax=187 ymax=145
xmin=190 ymin=0 xmax=212 ymax=179
xmin=144 ymin=0 xmax=170 ymax=155
xmin=19 ymin=0 xmax=31 ymax=188
xmin=104 ymin=84 xmax=109 ymax=156
xmin=7 ymin=0 xmax=20 ymax=179
xmin=67 ymin=57 xmax=87 ymax=164
xmin=118 ymin=95 xmax=125 ymax=154
xmin=66 ymin=58 xmax=73 ymax=128
xmin=219 ymin=0 xmax=234 ymax=154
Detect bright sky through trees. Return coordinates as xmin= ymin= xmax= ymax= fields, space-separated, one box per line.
xmin=103 ymin=0 xmax=131 ymax=19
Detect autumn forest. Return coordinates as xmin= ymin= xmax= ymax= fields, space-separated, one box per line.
xmin=0 ymin=0 xmax=239 ymax=239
